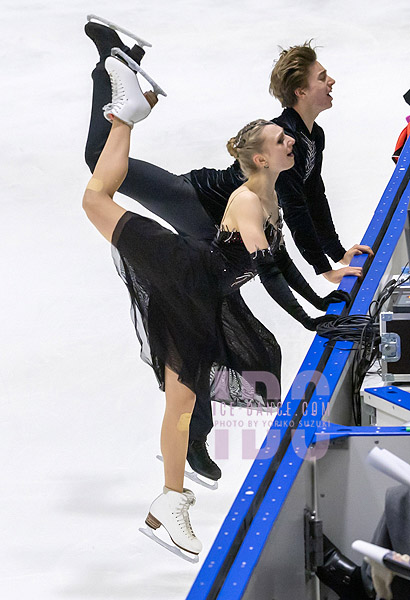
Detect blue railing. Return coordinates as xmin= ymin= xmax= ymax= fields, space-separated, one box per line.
xmin=187 ymin=136 xmax=410 ymax=600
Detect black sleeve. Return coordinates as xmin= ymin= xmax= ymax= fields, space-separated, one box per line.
xmin=272 ymin=246 xmax=324 ymax=309
xmin=275 ymin=129 xmax=346 ymax=274
xmin=306 ymin=130 xmax=346 ymax=263
xmin=262 ymin=246 xmax=351 ymax=313
xmin=252 ymin=249 xmax=319 ymax=331
xmin=304 ymin=170 xmax=346 ymax=264
xmin=276 ymin=156 xmax=333 ymax=275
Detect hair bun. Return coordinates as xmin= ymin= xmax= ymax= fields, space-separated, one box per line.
xmin=226 ymin=137 xmax=239 ymax=159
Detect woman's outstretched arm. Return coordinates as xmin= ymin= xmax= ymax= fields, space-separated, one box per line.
xmin=232 ymin=192 xmax=341 ymax=330
xmin=83 ymin=118 xmax=130 ymax=242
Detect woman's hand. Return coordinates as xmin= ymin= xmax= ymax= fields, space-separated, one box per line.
xmin=323 ymin=266 xmax=362 ymax=284
xmin=315 ymin=290 xmax=351 ymax=311
xmin=340 ymin=244 xmax=374 ymax=266
xmin=302 ymin=314 xmax=339 ymax=331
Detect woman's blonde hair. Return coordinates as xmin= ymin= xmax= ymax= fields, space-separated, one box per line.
xmin=226 ymin=119 xmax=272 ymax=177
xmin=269 ymin=41 xmax=317 ymax=108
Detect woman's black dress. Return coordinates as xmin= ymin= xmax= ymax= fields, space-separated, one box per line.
xmin=111 ymin=211 xmax=281 ymax=408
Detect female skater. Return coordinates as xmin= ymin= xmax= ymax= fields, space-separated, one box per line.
xmin=84 ymin=21 xmax=360 ymax=482
xmin=83 ymin=56 xmax=344 ymax=556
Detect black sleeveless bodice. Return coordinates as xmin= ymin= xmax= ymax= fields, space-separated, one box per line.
xmin=210 ymin=217 xmax=283 ymax=294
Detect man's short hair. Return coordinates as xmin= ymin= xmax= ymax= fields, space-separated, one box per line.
xmin=269 ymin=41 xmax=317 ymax=108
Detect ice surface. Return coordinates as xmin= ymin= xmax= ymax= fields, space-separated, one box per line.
xmin=2 ymin=0 xmax=410 ymax=598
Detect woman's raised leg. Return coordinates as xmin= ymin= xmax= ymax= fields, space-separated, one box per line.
xmin=84 ymin=23 xmax=216 ymax=242
xmin=83 ymin=55 xmax=153 ymax=241
xmin=82 ymin=117 xmax=130 ymax=242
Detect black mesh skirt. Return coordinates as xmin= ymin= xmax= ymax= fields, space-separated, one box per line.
xmin=111 ymin=211 xmax=281 ymax=408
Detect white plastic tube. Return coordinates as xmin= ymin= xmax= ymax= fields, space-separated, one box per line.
xmin=352 ymin=540 xmax=389 ymax=564
xmin=366 ymin=447 xmax=410 ymax=486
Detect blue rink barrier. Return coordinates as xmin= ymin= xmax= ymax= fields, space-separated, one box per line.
xmin=314 ymin=422 xmax=410 ymax=441
xmin=187 ymin=137 xmax=410 ymax=600
xmin=364 ymin=386 xmax=410 ymax=412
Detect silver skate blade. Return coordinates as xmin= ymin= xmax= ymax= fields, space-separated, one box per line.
xmin=139 ymin=527 xmax=199 ymax=563
xmin=156 ymin=455 xmax=218 ymax=491
xmin=111 ymin=48 xmax=167 ymax=97
xmin=184 ymin=470 xmax=218 ymax=491
xmin=86 ymin=14 xmax=152 ymax=48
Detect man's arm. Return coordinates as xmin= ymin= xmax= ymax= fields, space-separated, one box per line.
xmin=307 ymin=173 xmax=373 ymax=279
xmin=305 ymin=171 xmax=346 ymax=262
xmin=276 ymin=157 xmax=339 ymax=274
xmin=277 ymin=173 xmax=364 ymax=284
xmin=273 ymin=246 xmax=351 ymax=310
xmin=277 ymin=136 xmax=367 ymax=283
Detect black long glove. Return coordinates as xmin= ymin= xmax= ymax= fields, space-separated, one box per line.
xmin=253 ymin=249 xmax=340 ymax=331
xmin=271 ymin=246 xmax=351 ymax=311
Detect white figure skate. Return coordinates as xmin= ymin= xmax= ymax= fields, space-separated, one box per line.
xmin=111 ymin=47 xmax=167 ymax=97
xmin=86 ymin=14 xmax=152 ymax=48
xmin=156 ymin=455 xmax=218 ymax=491
xmin=139 ymin=488 xmax=202 ymax=563
xmin=103 ymin=56 xmax=152 ymax=128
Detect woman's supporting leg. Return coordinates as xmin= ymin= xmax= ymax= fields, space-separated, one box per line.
xmin=83 ymin=118 xmax=130 ymax=242
xmin=161 ymin=366 xmax=196 ymax=492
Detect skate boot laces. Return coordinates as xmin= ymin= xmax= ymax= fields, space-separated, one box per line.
xmin=107 ymin=68 xmax=127 ymax=112
xmin=182 ymin=488 xmax=196 ymax=506
xmin=174 ymin=495 xmax=196 ymax=540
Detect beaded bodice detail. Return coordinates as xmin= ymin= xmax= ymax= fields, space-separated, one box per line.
xmin=215 ymin=215 xmax=283 ymax=247
xmin=210 ymin=214 xmax=284 ymax=293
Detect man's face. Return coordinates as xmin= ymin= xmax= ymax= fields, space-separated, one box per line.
xmin=300 ymin=61 xmax=335 ymax=113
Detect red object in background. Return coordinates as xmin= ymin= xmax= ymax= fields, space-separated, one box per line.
xmin=393 ymin=116 xmax=410 ymax=163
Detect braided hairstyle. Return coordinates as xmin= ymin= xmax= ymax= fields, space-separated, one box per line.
xmin=226 ymin=119 xmax=272 ymax=178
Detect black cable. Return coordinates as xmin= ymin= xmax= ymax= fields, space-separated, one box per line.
xmin=368 ymin=265 xmax=410 ymax=319
xmin=316 ymin=315 xmax=377 ymax=342
xmin=315 ymin=263 xmax=409 ymax=424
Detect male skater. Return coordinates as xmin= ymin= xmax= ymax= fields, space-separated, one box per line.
xmin=270 ymin=44 xmax=372 ymax=282
xmin=84 ymin=23 xmax=372 ymax=481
